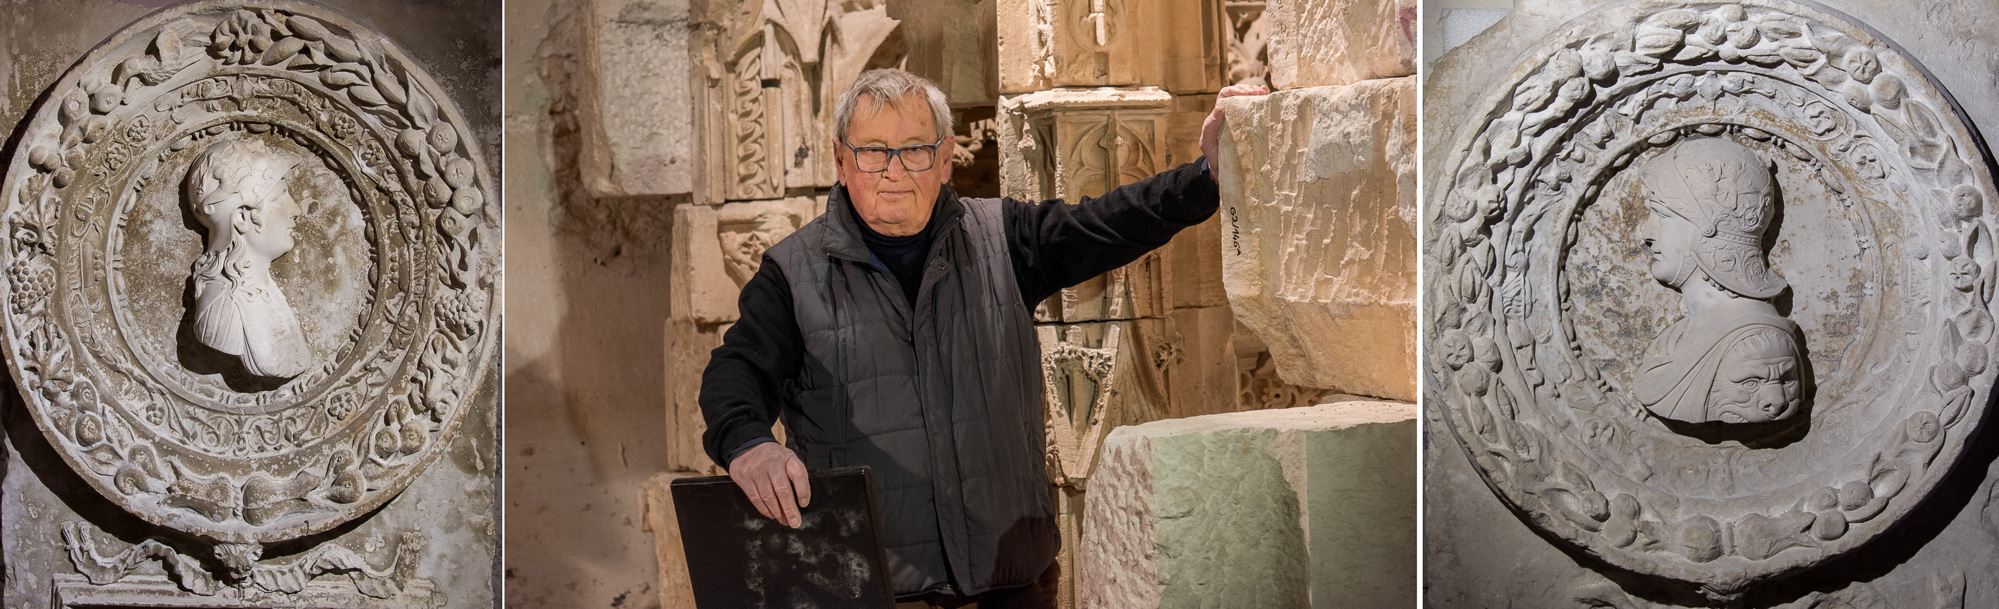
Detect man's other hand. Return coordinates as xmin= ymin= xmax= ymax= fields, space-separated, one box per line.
xmin=1199 ymin=84 xmax=1272 ymax=167
xmin=728 ymin=442 xmax=812 ymax=528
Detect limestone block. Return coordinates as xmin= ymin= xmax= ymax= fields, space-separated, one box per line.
xmin=1079 ymin=401 xmax=1418 ymax=609
xmin=1158 ymin=0 xmax=1227 ymax=95
xmin=643 ymin=473 xmax=700 ymax=609
xmin=669 ymin=197 xmax=822 ymax=324
xmin=1214 ymin=77 xmax=1416 ymax=400
xmin=995 ymin=0 xmax=1224 ymax=95
xmin=579 ymin=0 xmax=693 ymax=197
xmin=891 ymin=0 xmax=998 ymax=107
xmin=1159 ymin=305 xmax=1243 ymax=419
xmin=1265 ymin=0 xmax=1416 ymax=89
xmin=666 ymin=320 xmax=730 ymax=474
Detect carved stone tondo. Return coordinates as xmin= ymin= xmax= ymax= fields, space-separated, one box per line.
xmin=0 ymin=0 xmax=498 ymax=571
xmin=1425 ymin=0 xmax=1999 ymax=600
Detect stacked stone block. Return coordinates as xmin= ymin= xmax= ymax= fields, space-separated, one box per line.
xmin=1079 ymin=401 xmax=1418 ymax=608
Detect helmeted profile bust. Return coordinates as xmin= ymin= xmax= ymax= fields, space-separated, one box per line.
xmin=184 ymin=138 xmax=312 ymax=379
xmin=1631 ymin=137 xmax=1807 ymax=425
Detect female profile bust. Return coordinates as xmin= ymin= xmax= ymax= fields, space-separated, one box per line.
xmin=184 ymin=138 xmax=311 ymax=379
xmin=1630 ymin=137 xmax=1808 ymax=425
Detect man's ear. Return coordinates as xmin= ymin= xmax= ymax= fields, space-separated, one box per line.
xmin=830 ymin=137 xmax=845 ymax=173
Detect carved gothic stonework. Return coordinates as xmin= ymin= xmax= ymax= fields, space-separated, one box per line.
xmin=690 ymin=0 xmax=905 ymax=202
xmin=1425 ymin=0 xmax=1999 ymax=600
xmin=1000 ymin=88 xmax=1174 ymax=324
xmin=0 ymin=0 xmax=499 ymax=588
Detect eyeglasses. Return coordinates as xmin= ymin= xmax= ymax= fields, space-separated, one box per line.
xmin=842 ymin=137 xmax=943 ymax=173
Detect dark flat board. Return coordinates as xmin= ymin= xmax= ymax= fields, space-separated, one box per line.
xmin=670 ymin=466 xmax=895 ymax=609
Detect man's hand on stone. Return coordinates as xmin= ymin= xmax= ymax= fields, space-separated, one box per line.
xmin=728 ymin=441 xmax=812 ymax=528
xmin=1200 ymin=84 xmax=1272 ymax=167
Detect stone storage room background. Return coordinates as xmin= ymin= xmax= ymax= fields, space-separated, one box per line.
xmin=503 ymin=0 xmax=1420 ymax=607
xmin=0 ymin=0 xmax=502 ymax=607
xmin=1423 ymin=0 xmax=1999 ymax=607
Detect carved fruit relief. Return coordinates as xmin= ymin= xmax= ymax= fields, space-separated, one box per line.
xmin=0 ymin=0 xmax=500 ymax=558
xmin=1425 ymin=0 xmax=1999 ymax=599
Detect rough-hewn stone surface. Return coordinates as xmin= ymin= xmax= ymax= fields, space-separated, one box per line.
xmin=1265 ymin=0 xmax=1416 ymax=89
xmin=1215 ymin=77 xmax=1417 ymax=400
xmin=579 ymin=0 xmax=693 ymax=197
xmin=1079 ymin=400 xmax=1417 ymax=609
xmin=1424 ymin=0 xmax=1999 ymax=606
xmin=643 ymin=473 xmax=700 ymax=609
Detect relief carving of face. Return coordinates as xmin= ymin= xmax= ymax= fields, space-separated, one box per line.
xmin=1631 ymin=138 xmax=1809 ymax=427
xmin=1705 ymin=326 xmax=1805 ymax=423
xmin=184 ymin=139 xmax=313 ymax=379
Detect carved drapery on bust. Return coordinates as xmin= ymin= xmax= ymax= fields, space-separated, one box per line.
xmin=0 ymin=1 xmax=498 ymax=598
xmin=184 ymin=138 xmax=312 ymax=379
xmin=1424 ymin=0 xmax=1999 ymax=600
xmin=1630 ymin=138 xmax=1806 ymax=425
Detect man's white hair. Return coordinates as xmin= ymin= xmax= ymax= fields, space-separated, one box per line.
xmin=833 ymin=68 xmax=953 ymax=144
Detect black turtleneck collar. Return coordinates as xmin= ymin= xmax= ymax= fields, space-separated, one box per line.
xmin=846 ymin=188 xmax=940 ymax=306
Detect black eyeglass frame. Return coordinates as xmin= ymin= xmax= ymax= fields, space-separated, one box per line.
xmin=840 ymin=136 xmax=946 ymax=173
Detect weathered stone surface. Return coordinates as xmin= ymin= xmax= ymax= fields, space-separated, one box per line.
xmin=1215 ymin=77 xmax=1417 ymax=400
xmin=890 ymin=0 xmax=998 ymax=107
xmin=643 ymin=473 xmax=700 ymax=609
xmin=1 ymin=1 xmax=500 ymax=605
xmin=578 ymin=0 xmax=693 ymax=197
xmin=1264 ymin=0 xmax=1414 ymax=90
xmin=1425 ymin=0 xmax=1999 ymax=604
xmin=664 ymin=320 xmax=729 ymax=474
xmin=995 ymin=0 xmax=1222 ymax=95
xmin=1158 ymin=306 xmax=1241 ymax=420
xmin=669 ymin=196 xmax=821 ymax=324
xmin=1079 ymin=400 xmax=1417 ymax=609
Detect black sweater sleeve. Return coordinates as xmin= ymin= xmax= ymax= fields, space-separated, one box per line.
xmin=697 ymin=257 xmax=803 ymax=469
xmin=1004 ymin=158 xmax=1222 ymax=306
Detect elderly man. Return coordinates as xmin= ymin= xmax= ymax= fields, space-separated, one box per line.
xmin=700 ymin=68 xmax=1267 ymax=607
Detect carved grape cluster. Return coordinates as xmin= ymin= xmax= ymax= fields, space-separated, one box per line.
xmin=6 ymin=259 xmax=52 ymax=316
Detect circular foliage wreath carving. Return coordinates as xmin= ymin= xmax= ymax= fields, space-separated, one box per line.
xmin=1426 ymin=0 xmax=1997 ymax=600
xmin=0 ymin=0 xmax=497 ymax=555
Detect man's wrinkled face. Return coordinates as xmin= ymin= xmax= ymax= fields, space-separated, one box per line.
xmin=836 ymin=93 xmax=953 ymax=237
xmin=1708 ymin=332 xmax=1803 ymax=423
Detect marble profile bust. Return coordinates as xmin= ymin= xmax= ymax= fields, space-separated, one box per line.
xmin=1631 ymin=138 xmax=1807 ymax=425
xmin=184 ymin=139 xmax=312 ymax=379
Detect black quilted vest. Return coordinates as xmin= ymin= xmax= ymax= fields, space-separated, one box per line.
xmin=764 ymin=184 xmax=1058 ymax=597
